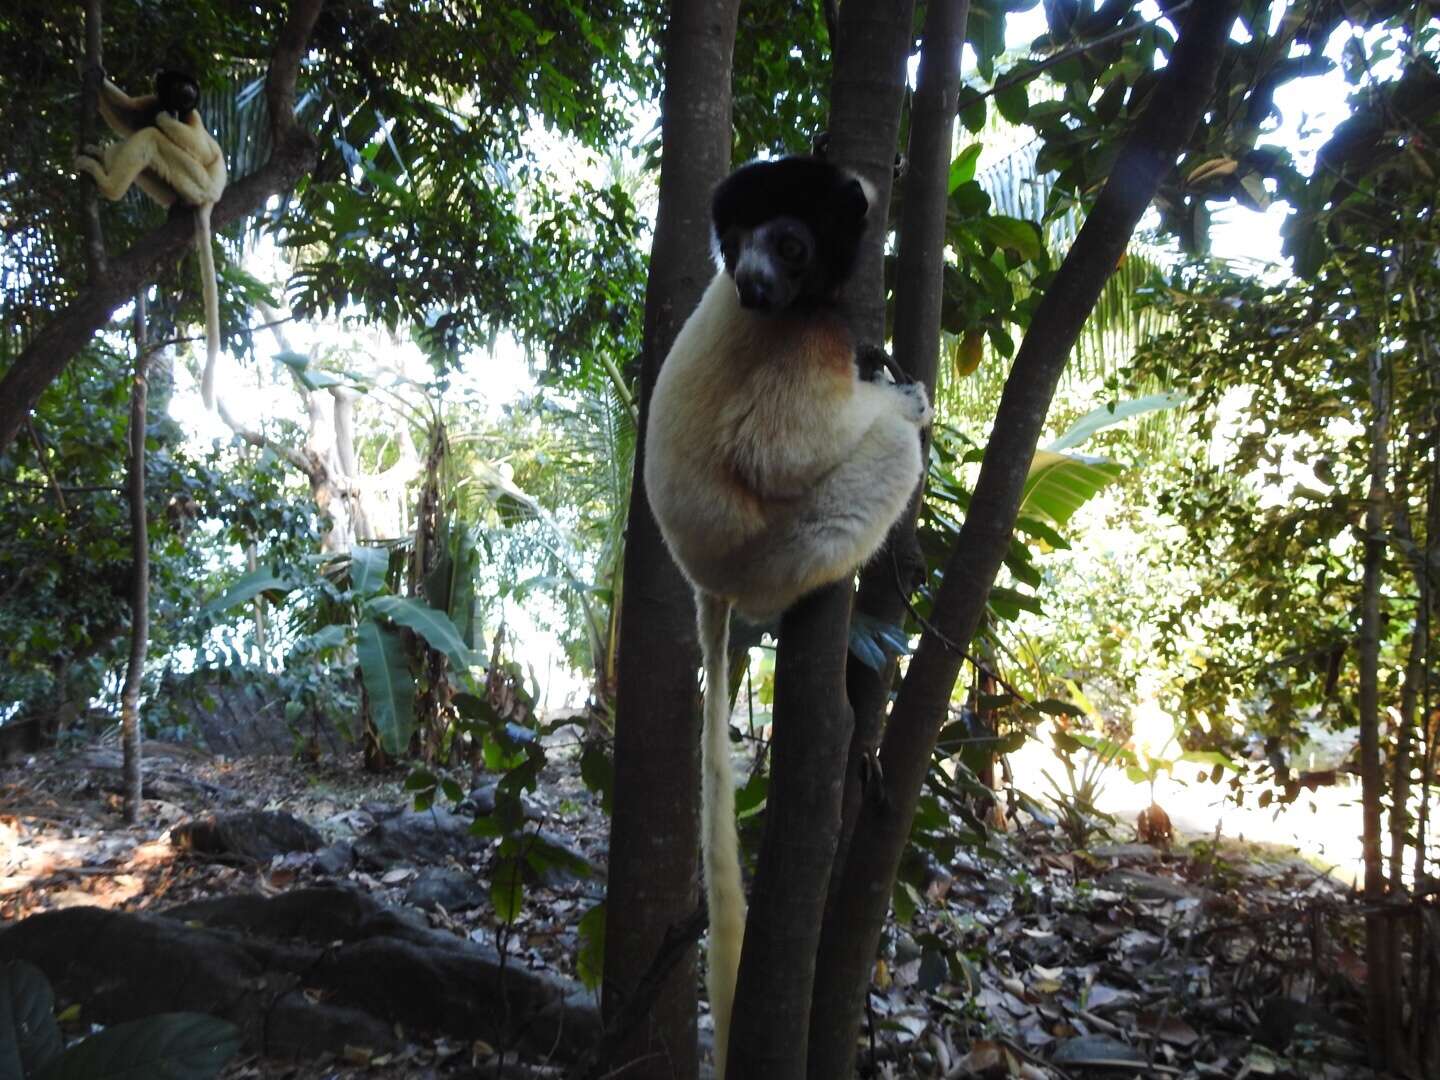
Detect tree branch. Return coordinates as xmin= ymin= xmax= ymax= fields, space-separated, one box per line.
xmin=216 ymin=398 xmax=318 ymax=480
xmin=0 ymin=0 xmax=325 ymax=453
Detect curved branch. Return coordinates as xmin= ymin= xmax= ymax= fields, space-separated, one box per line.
xmin=0 ymin=0 xmax=325 ymax=453
xmin=216 ymin=398 xmax=319 ymax=480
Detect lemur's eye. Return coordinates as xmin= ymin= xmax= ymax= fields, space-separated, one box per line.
xmin=778 ymin=236 xmax=806 ymax=262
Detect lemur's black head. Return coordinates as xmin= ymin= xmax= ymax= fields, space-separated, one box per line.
xmin=155 ymin=70 xmax=200 ymax=118
xmin=712 ymin=156 xmax=874 ymax=315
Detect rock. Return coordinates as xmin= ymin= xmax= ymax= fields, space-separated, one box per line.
xmin=314 ymin=840 xmax=356 ymax=877
xmin=465 ymin=780 xmax=541 ymax=820
xmin=405 ymin=867 xmax=487 ymax=912
xmin=172 ymin=810 xmax=323 ymax=861
xmin=1090 ymin=842 xmax=1162 ymax=862
xmin=1098 ymin=867 xmax=1202 ymax=902
xmin=352 ymin=806 xmax=479 ymax=870
xmin=0 ymin=888 xmax=597 ymax=1061
xmin=1051 ymin=1035 xmax=1145 ymax=1066
xmin=266 ymin=991 xmax=397 ymax=1058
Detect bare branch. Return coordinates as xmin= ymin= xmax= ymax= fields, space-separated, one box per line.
xmin=216 ymin=397 xmax=319 ymax=480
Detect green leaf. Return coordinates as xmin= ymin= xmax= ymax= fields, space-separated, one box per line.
xmin=276 ymin=350 xmax=350 ymax=392
xmin=298 ymin=624 xmax=349 ymax=653
xmin=995 ymin=79 xmax=1029 ymax=124
xmin=1045 ymin=392 xmax=1188 ymax=452
xmin=491 ymin=854 xmax=525 ymax=923
xmin=356 ymin=618 xmax=414 ymax=756
xmin=1180 ymin=749 xmax=1241 ymax=773
xmin=1033 ymin=698 xmax=1086 ymax=718
xmin=948 ymin=143 xmax=983 ymax=192
xmin=958 ymin=87 xmax=986 ymax=133
xmin=579 ymin=743 xmax=614 ymax=814
xmin=973 ymin=216 xmax=1045 ymax=262
xmin=203 ymin=567 xmax=293 ymax=615
xmin=367 ymin=595 xmax=481 ymax=683
xmin=349 ymin=545 xmax=390 ymax=596
xmin=35 ymin=1013 xmax=240 ymax=1080
xmin=0 ymin=961 xmax=62 ymax=1080
xmin=1022 ymin=451 xmax=1126 ymax=527
xmin=576 ymin=903 xmax=606 ymax=992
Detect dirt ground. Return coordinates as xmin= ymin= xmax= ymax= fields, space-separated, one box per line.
xmin=0 ymin=735 xmax=1390 ymax=1080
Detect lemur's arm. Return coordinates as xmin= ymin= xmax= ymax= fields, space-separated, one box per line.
xmin=97 ymin=78 xmax=153 ymax=138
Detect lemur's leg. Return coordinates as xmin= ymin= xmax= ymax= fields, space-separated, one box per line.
xmin=75 ymin=128 xmax=165 ymax=201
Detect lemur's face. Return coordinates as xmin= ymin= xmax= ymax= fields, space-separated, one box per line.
xmin=156 ymin=71 xmax=200 ymax=117
xmin=711 ymin=156 xmax=874 ymax=314
xmin=724 ymin=217 xmax=819 ymax=314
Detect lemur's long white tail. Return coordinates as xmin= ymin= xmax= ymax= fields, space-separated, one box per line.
xmin=697 ymin=589 xmax=744 ymax=1079
xmin=195 ymin=202 xmax=220 ymax=409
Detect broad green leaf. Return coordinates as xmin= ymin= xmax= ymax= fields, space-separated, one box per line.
xmin=349 ymin=545 xmax=390 ymax=596
xmin=298 ymin=624 xmax=349 ymax=652
xmin=576 ymin=903 xmax=606 ymax=992
xmin=974 ymin=215 xmax=1045 ymax=262
xmin=203 ymin=567 xmax=293 ymax=615
xmin=276 ymin=350 xmax=348 ymax=392
xmin=367 ymin=595 xmax=481 ymax=682
xmin=948 ymin=142 xmax=983 ymax=192
xmin=35 ymin=1013 xmax=240 ymax=1080
xmin=1022 ymin=451 xmax=1126 ymax=527
xmin=1033 ymin=699 xmax=1086 ymax=718
xmin=579 ymin=742 xmax=614 ymax=814
xmin=1180 ymin=749 xmax=1242 ymax=773
xmin=0 ymin=960 xmax=62 ymax=1080
xmin=356 ymin=619 xmax=414 ymax=756
xmin=1045 ymin=392 xmax=1188 ymax=452
xmin=995 ymin=79 xmax=1029 ymax=124
xmin=491 ymin=854 xmax=525 ymax=923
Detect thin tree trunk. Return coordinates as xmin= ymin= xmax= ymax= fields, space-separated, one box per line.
xmin=1409 ymin=316 xmax=1440 ymax=1070
xmin=246 ymin=542 xmax=268 ymax=667
xmin=80 ymin=0 xmax=105 ymax=281
xmin=121 ymin=292 xmax=151 ymax=825
xmin=601 ymin=3 xmax=740 ymax=1077
xmin=724 ymin=3 xmax=915 ymax=1078
xmin=1358 ymin=333 xmax=1400 ymax=1070
xmin=807 ymin=7 xmax=1240 ymax=1076
xmin=830 ymin=0 xmax=970 ymax=922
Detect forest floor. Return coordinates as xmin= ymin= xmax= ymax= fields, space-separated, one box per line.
xmin=0 ymin=735 xmax=1388 ymax=1080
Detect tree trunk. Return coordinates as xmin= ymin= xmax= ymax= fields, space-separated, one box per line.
xmin=729 ymin=4 xmax=917 ymax=1079
xmin=121 ymin=292 xmax=151 ymax=826
xmin=600 ymin=2 xmax=740 ymax=1077
xmin=1358 ymin=334 xmax=1396 ymax=1070
xmin=79 ymin=0 xmax=105 ymax=281
xmin=830 ymin=0 xmax=970 ymax=922
xmin=807 ymin=7 xmax=1241 ymax=1076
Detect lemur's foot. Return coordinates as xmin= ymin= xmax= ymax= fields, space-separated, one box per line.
xmin=897 ymin=381 xmax=933 ymax=427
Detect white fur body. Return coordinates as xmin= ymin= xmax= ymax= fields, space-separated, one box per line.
xmin=76 ymin=80 xmax=227 ymax=407
xmin=646 ymin=273 xmax=930 ymax=622
xmin=643 ymin=270 xmax=929 ymax=1076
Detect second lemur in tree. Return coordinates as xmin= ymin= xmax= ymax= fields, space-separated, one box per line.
xmin=644 ymin=156 xmax=930 ymax=1076
xmin=75 ymin=70 xmax=227 ymax=408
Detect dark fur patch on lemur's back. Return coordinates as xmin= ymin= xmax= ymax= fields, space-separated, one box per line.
xmin=712 ymin=156 xmax=870 ymax=297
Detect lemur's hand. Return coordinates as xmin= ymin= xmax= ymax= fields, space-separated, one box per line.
xmin=856 ymin=344 xmax=890 ymax=383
